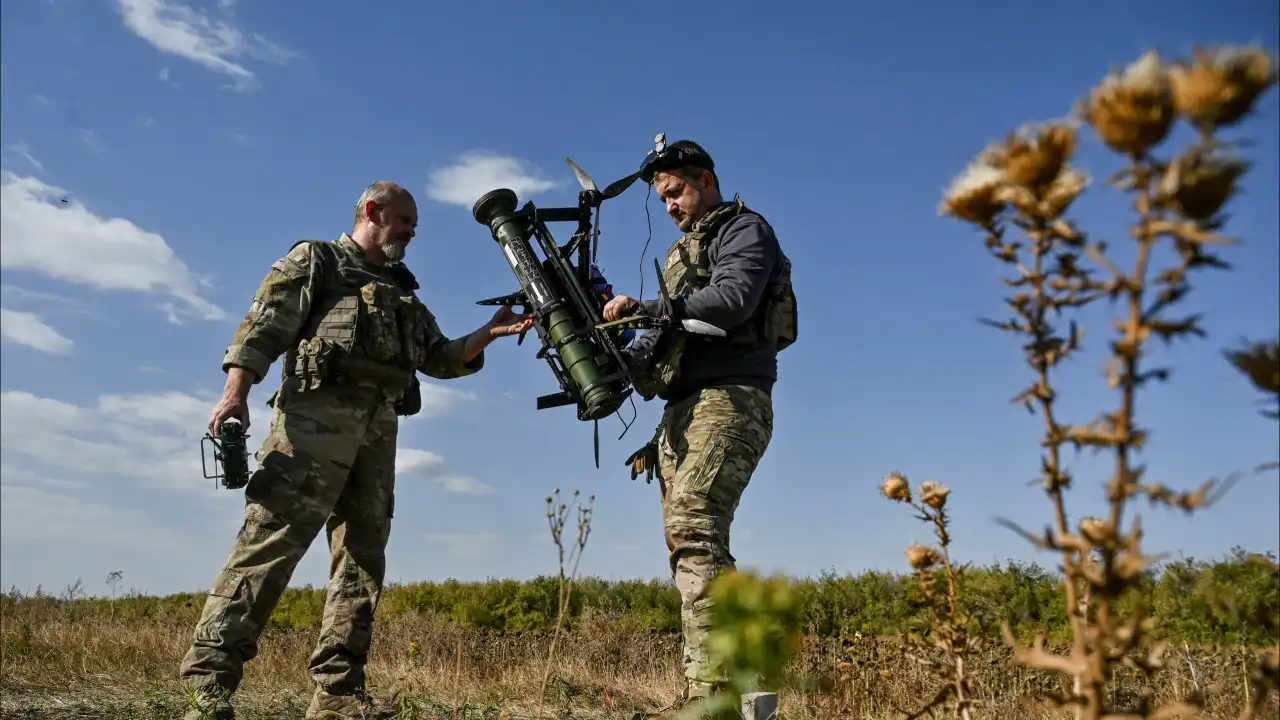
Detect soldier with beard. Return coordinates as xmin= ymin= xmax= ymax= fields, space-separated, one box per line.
xmin=179 ymin=182 xmax=532 ymax=720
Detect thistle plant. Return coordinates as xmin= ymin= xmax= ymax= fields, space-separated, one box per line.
xmin=879 ymin=472 xmax=978 ymax=719
xmin=925 ymin=44 xmax=1278 ymax=720
xmin=537 ymin=488 xmax=595 ymax=717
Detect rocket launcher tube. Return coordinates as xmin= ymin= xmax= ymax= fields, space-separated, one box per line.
xmin=473 ymin=189 xmax=625 ymax=421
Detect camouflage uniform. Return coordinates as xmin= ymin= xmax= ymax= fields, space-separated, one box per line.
xmin=180 ymin=233 xmax=484 ymax=719
xmin=627 ymin=199 xmax=796 ymax=697
xmin=657 ymin=384 xmax=773 ymax=688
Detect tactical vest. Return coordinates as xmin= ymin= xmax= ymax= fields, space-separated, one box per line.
xmin=282 ymin=239 xmax=428 ymax=412
xmin=631 ymin=199 xmax=798 ymax=399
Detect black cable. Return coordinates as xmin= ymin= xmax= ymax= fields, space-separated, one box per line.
xmin=638 ymin=182 xmax=653 ymax=302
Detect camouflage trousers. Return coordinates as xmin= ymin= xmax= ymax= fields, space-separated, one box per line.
xmin=179 ymin=379 xmax=400 ymax=700
xmin=655 ymin=384 xmax=773 ymax=687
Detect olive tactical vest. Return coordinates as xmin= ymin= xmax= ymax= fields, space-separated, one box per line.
xmin=631 ymin=198 xmax=798 ymax=399
xmin=284 ymin=238 xmax=429 ymax=402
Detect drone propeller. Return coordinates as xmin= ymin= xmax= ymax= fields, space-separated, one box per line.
xmin=600 ymin=132 xmax=668 ymax=200
xmin=602 ymin=171 xmax=641 ymax=199
xmin=565 ymin=157 xmax=599 ymax=193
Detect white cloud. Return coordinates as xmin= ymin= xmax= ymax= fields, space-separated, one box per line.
xmin=114 ymin=0 xmax=298 ymax=92
xmin=0 ymin=384 xmax=492 ymax=499
xmin=77 ymin=129 xmax=106 ymax=155
xmin=0 ymin=485 xmax=188 ymax=553
xmin=0 ymin=308 xmax=74 ymax=355
xmin=0 ymin=285 xmax=89 ymax=314
xmin=396 ymin=449 xmax=446 ymax=476
xmin=4 ymin=142 xmax=43 ymax=172
xmin=0 ymin=171 xmax=227 ymax=322
xmin=436 ymin=475 xmax=494 ymax=494
xmin=0 ymin=389 xmax=225 ymax=495
xmin=0 ymin=464 xmax=86 ymax=491
xmin=425 ymin=152 xmax=558 ymax=208
xmin=402 ymin=382 xmax=478 ymax=421
xmin=395 ymin=447 xmax=494 ymax=494
xmin=158 ymin=66 xmax=180 ymax=88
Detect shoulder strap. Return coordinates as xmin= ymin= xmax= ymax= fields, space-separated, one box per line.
xmin=289 ymin=239 xmax=336 ymax=332
xmin=294 ymin=239 xmax=335 ymax=279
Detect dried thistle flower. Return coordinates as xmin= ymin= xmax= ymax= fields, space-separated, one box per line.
xmin=1169 ymin=45 xmax=1280 ymax=130
xmin=1040 ymin=168 xmax=1091 ymax=219
xmin=920 ymin=480 xmax=951 ymax=510
xmin=1081 ymin=50 xmax=1176 ymax=155
xmin=881 ymin=472 xmax=912 ymax=502
xmin=1158 ymin=147 xmax=1251 ymax=221
xmin=998 ymin=167 xmax=1091 ymax=221
xmin=996 ymin=121 xmax=1079 ymax=192
xmin=1224 ymin=337 xmax=1280 ymax=419
xmin=939 ymin=157 xmax=1006 ymax=226
xmin=906 ymin=543 xmax=940 ymax=571
xmin=1226 ymin=338 xmax=1280 ymax=396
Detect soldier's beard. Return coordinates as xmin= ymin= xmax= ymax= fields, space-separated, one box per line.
xmin=381 ymin=241 xmax=407 ymax=263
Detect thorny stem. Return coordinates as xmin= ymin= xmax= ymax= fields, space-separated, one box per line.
xmin=898 ymin=499 xmax=975 ymax=720
xmin=1105 ymin=156 xmax=1156 ymax=527
xmin=935 ymin=517 xmax=972 ymax=720
xmin=1027 ymin=215 xmax=1090 ymax=718
xmin=1091 ymin=156 xmax=1159 ymax=716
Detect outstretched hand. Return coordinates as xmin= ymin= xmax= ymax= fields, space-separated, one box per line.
xmin=488 ymin=304 xmax=534 ymax=340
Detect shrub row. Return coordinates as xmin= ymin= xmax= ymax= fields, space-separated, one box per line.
xmin=6 ymin=547 xmax=1275 ymax=646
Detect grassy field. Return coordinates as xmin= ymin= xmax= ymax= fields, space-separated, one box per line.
xmin=2 ymin=556 xmax=1277 ymax=720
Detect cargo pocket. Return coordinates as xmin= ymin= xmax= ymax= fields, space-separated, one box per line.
xmin=682 ymin=434 xmax=728 ymax=497
xmin=293 ymin=337 xmax=337 ymax=390
xmin=194 ymin=568 xmax=245 ymax=642
xmin=360 ymin=282 xmax=403 ymax=364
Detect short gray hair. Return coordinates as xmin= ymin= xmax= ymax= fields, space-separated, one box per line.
xmin=353 ymin=182 xmax=404 ymax=226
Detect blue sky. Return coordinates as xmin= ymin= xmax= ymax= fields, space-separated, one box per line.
xmin=1 ymin=0 xmax=1277 ymax=599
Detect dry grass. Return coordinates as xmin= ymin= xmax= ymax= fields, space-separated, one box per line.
xmin=1 ymin=598 xmax=1275 ymax=720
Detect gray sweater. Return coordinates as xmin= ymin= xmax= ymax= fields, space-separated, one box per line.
xmin=626 ymin=207 xmax=784 ymax=403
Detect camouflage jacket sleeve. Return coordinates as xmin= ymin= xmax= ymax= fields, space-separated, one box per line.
xmin=222 ymin=242 xmax=322 ymax=383
xmin=416 ymin=304 xmax=485 ymax=380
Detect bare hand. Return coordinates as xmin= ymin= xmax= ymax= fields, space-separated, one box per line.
xmin=603 ymin=295 xmax=639 ymax=322
xmin=209 ymin=390 xmax=250 ymax=437
xmin=488 ymin=304 xmax=534 ymax=340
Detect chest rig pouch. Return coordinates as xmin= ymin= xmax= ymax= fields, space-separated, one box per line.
xmin=286 ymin=240 xmax=426 ymax=416
xmin=631 ymin=198 xmax=798 ymax=400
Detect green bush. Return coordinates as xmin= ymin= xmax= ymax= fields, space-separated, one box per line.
xmin=6 ymin=547 xmax=1274 ymax=646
